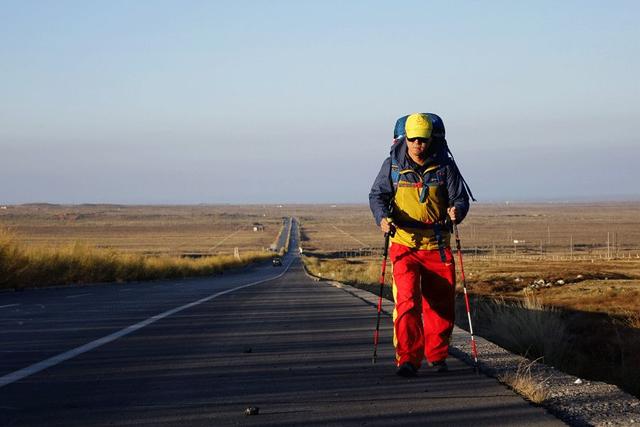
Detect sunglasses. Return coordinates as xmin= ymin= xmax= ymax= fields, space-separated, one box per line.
xmin=406 ymin=137 xmax=431 ymax=144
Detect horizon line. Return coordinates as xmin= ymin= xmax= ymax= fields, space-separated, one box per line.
xmin=3 ymin=198 xmax=640 ymax=207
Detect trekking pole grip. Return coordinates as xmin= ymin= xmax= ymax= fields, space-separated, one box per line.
xmin=448 ymin=204 xmax=461 ymax=242
xmin=383 ymin=232 xmax=390 ymax=256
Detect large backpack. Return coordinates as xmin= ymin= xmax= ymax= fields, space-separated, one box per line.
xmin=392 ymin=113 xmax=476 ymax=201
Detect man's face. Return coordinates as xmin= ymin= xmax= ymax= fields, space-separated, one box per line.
xmin=406 ymin=137 xmax=431 ymax=158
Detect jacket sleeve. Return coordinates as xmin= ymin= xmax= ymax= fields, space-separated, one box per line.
xmin=446 ymin=161 xmax=470 ymax=223
xmin=369 ymin=157 xmax=393 ymax=226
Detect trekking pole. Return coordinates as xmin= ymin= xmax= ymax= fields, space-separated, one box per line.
xmin=372 ymin=230 xmax=392 ymax=364
xmin=451 ymin=215 xmax=480 ymax=371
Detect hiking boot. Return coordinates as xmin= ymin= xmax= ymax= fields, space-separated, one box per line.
xmin=396 ymin=362 xmax=418 ymax=378
xmin=429 ymin=360 xmax=449 ymax=373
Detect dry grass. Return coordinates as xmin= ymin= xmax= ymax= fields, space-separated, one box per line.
xmin=498 ymin=358 xmax=551 ymax=404
xmin=624 ymin=311 xmax=640 ymax=329
xmin=464 ymin=294 xmax=640 ymax=398
xmin=464 ymin=257 xmax=640 ymax=317
xmin=302 ymin=255 xmax=380 ymax=285
xmin=0 ymin=204 xmax=285 ymax=255
xmin=301 ymin=248 xmax=640 ymax=322
xmin=0 ymin=227 xmax=272 ymax=290
xmin=473 ymin=295 xmax=571 ymax=365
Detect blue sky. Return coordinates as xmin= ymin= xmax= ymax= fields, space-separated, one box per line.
xmin=1 ymin=1 xmax=638 ymax=204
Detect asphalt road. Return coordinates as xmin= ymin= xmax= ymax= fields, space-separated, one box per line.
xmin=0 ymin=219 xmax=563 ymax=426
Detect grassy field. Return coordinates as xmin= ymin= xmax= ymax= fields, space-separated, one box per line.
xmin=0 ymin=204 xmax=286 ymax=256
xmin=11 ymin=202 xmax=634 ymax=316
xmin=0 ymin=204 xmax=288 ymax=289
xmin=293 ymin=201 xmax=640 ymax=256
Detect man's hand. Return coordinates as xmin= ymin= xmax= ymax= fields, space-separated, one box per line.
xmin=380 ymin=218 xmax=394 ymax=234
xmin=447 ymin=206 xmax=458 ymax=223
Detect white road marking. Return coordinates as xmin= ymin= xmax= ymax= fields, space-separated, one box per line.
xmin=65 ymin=293 xmax=91 ymax=299
xmin=0 ymin=258 xmax=294 ymax=389
xmin=0 ymin=304 xmax=20 ymax=309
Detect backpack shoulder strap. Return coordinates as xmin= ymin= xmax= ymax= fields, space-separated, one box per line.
xmin=390 ymin=156 xmax=400 ymax=191
xmin=444 ymin=141 xmax=477 ymax=202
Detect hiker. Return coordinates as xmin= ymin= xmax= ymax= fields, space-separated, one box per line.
xmin=369 ymin=112 xmax=471 ymax=377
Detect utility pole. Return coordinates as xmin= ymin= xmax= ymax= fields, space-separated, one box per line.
xmin=547 ymin=224 xmax=551 ymax=245
xmin=617 ymin=233 xmax=622 ymax=258
xmin=570 ymin=235 xmax=573 ymax=259
xmin=607 ymin=232 xmax=610 ymax=260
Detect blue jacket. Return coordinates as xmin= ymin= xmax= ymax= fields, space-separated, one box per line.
xmin=369 ymin=138 xmax=470 ymax=249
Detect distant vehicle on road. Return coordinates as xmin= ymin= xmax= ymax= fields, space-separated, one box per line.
xmin=272 ymin=257 xmax=282 ymax=267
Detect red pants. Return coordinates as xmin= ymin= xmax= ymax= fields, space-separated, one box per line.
xmin=389 ymin=243 xmax=456 ymax=368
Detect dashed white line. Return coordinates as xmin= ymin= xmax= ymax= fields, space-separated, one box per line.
xmin=0 ymin=258 xmax=294 ymax=389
